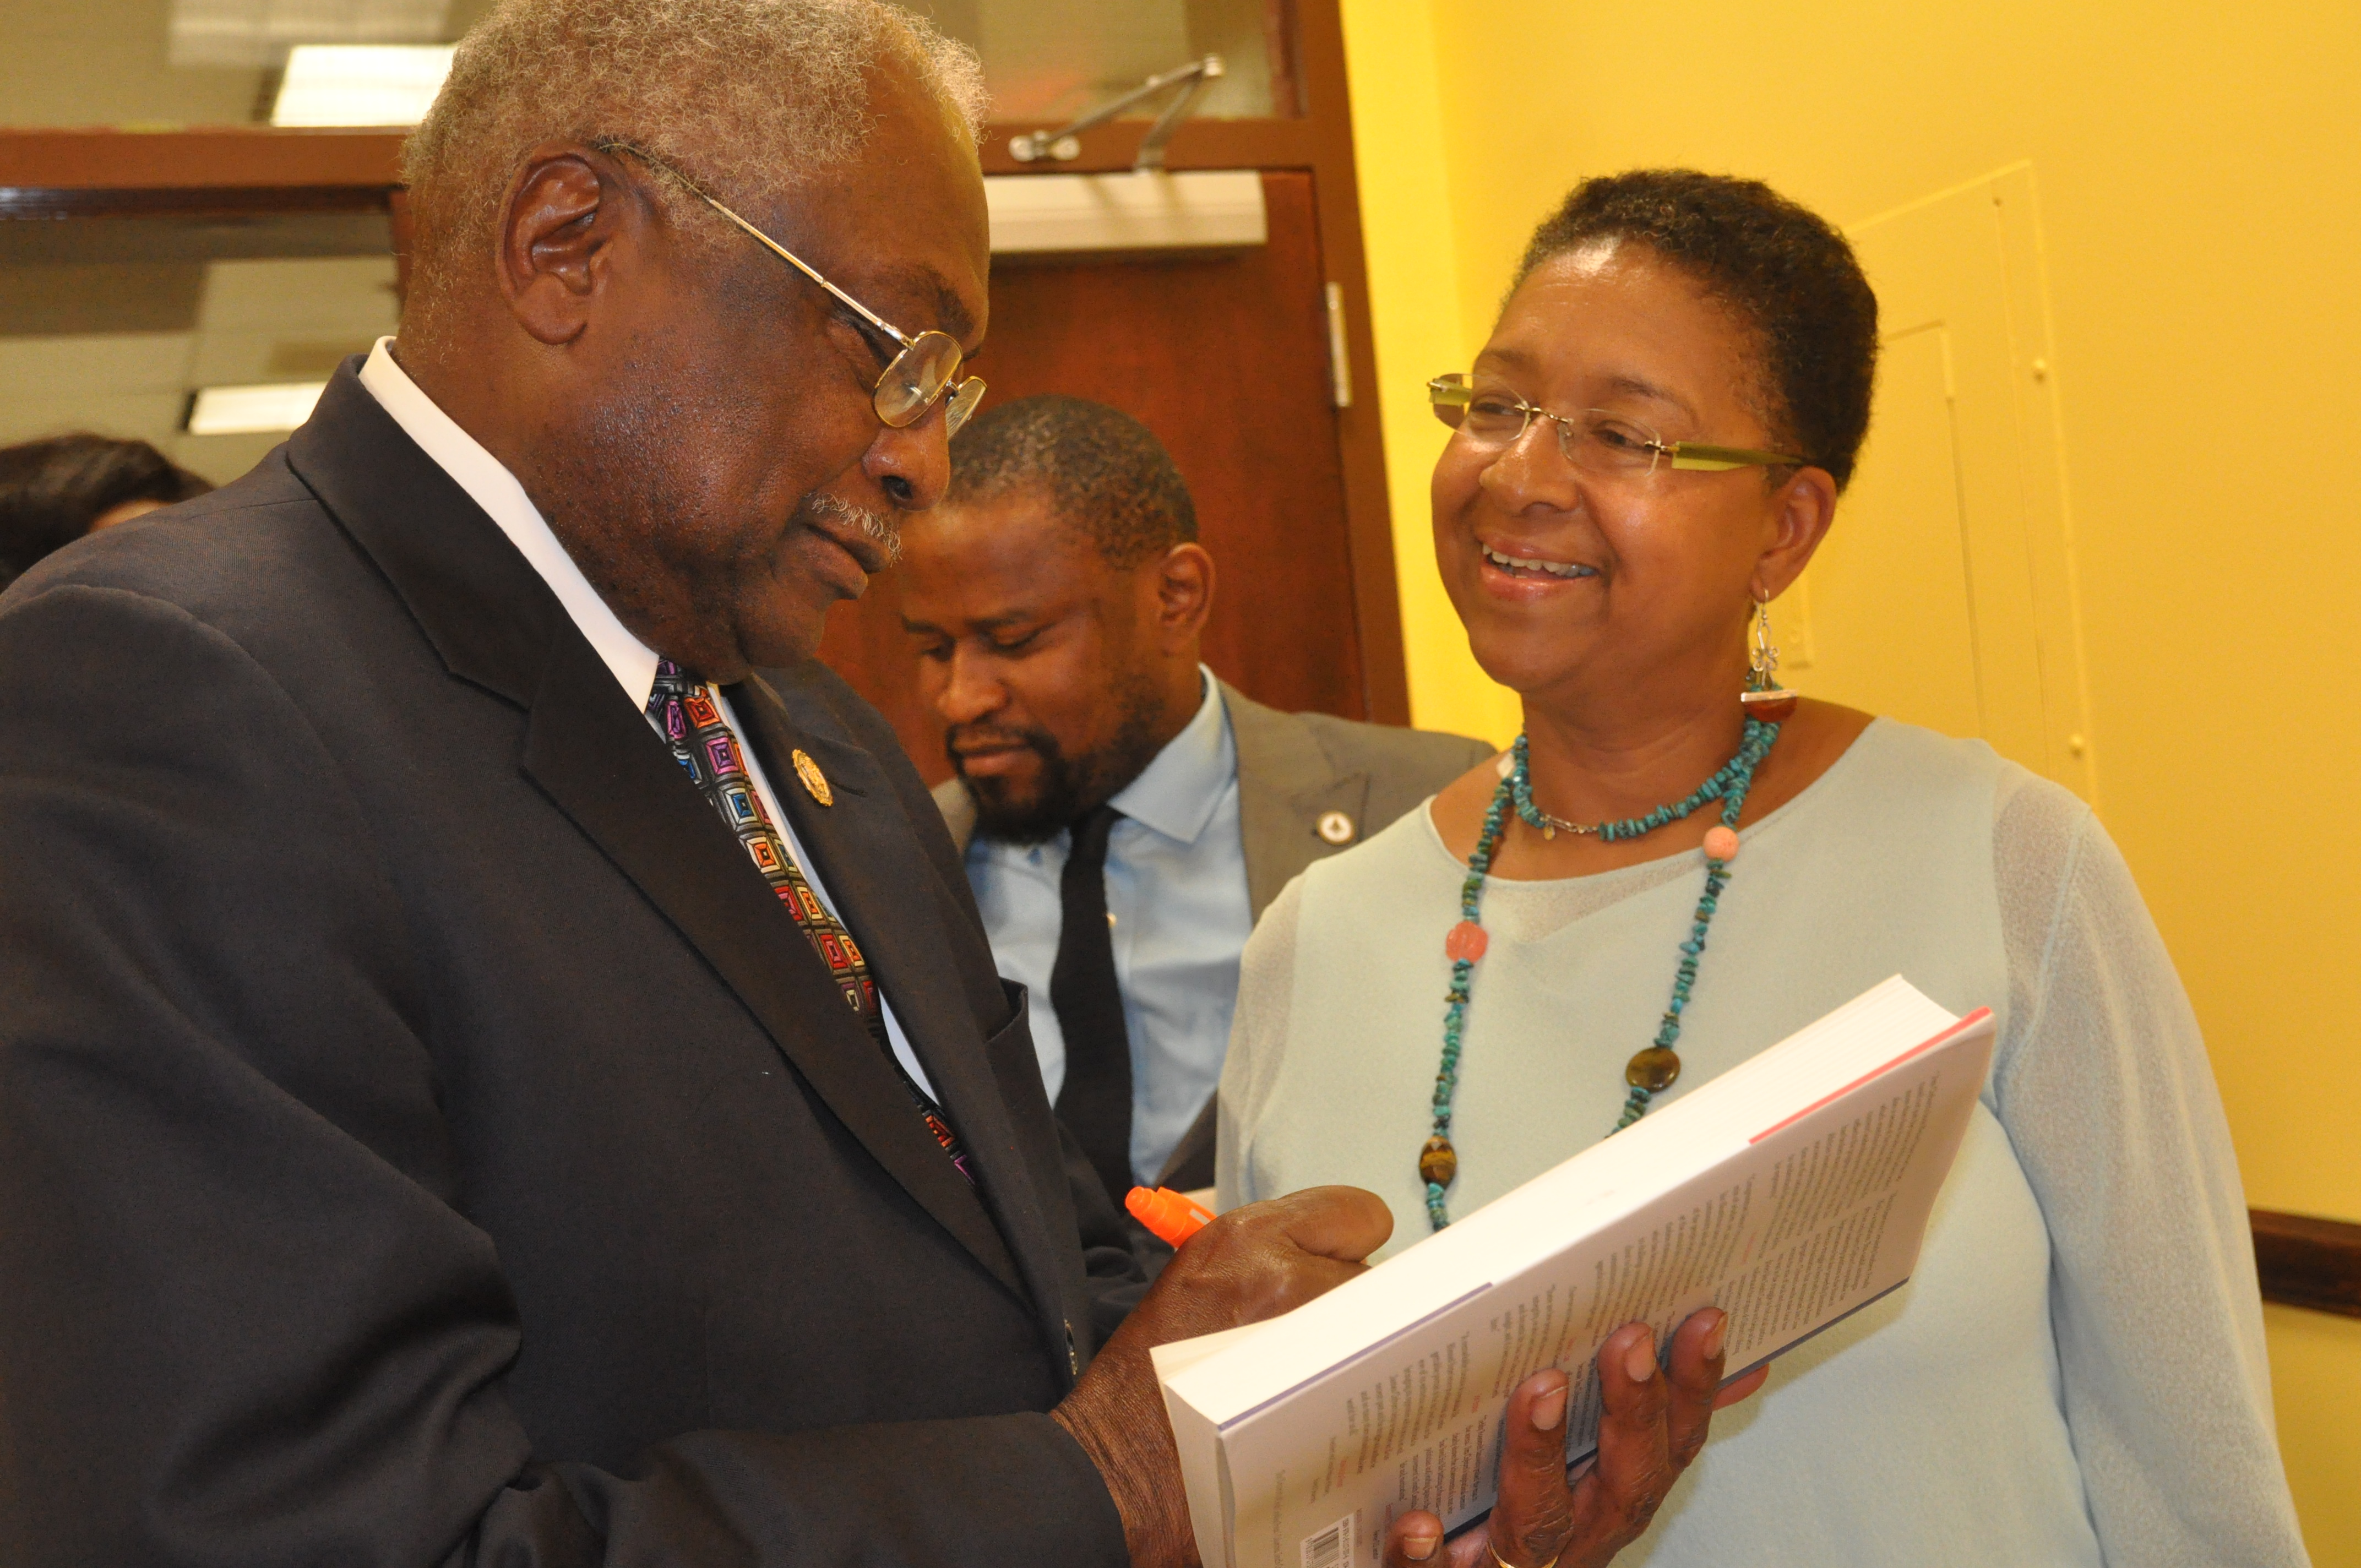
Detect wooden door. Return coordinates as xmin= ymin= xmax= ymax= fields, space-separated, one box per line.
xmin=817 ymin=169 xmax=1367 ymax=786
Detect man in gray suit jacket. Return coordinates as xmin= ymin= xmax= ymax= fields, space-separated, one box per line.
xmin=899 ymin=396 xmax=1493 ymax=1211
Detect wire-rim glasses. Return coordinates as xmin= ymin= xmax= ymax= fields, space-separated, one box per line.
xmin=1428 ymin=373 xmax=1804 ymax=477
xmin=602 ymin=143 xmax=985 ymax=437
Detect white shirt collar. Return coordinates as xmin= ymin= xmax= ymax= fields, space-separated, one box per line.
xmin=1108 ymin=667 xmax=1233 ymax=846
xmin=357 ymin=337 xmax=663 ymax=712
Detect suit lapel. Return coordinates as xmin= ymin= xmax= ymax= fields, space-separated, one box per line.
xmin=286 ymin=363 xmax=562 ymax=708
xmin=519 ymin=637 xmax=1022 ymax=1298
xmin=1224 ymin=683 xmax=1370 ymax=919
xmin=734 ymin=672 xmax=1073 ymax=1327
xmin=286 ymin=365 xmax=1024 ymax=1300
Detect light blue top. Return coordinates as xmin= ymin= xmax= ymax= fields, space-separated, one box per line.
xmin=1221 ymin=720 xmax=2309 ymax=1567
xmin=967 ymin=668 xmax=1253 ymax=1185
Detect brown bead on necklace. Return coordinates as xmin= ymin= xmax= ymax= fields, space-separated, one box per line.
xmin=1625 ymin=1046 xmax=1683 ymax=1093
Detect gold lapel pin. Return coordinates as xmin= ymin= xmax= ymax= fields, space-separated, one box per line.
xmin=791 ymin=748 xmax=833 ymax=806
xmin=1316 ymin=809 xmax=1356 ymax=845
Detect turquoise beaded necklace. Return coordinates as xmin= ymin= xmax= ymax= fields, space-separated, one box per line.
xmin=1421 ymin=718 xmax=1782 ymax=1231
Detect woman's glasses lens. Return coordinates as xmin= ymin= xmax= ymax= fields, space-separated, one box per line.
xmin=1427 ymin=375 xmax=1549 ymax=443
xmin=1428 ymin=373 xmax=1472 ymax=429
xmin=1426 ymin=375 xmax=1666 ymax=476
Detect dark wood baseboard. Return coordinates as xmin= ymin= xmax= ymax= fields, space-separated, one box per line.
xmin=2252 ymin=1208 xmax=2361 ymax=1317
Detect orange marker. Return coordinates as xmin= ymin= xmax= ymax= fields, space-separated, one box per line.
xmin=1125 ymin=1185 xmax=1216 ymax=1248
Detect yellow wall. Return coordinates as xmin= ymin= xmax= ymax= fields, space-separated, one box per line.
xmin=1339 ymin=2 xmax=2361 ymax=1559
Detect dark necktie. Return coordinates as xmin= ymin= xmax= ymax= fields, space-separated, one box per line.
xmin=1052 ymin=803 xmax=1134 ymax=1202
xmin=645 ymin=660 xmax=971 ymax=1182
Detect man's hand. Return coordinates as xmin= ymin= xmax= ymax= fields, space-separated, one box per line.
xmin=1381 ymin=1310 xmax=1763 ymax=1568
xmin=1052 ymin=1186 xmax=1393 ymax=1568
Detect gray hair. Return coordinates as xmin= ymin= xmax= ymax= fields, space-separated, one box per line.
xmin=401 ymin=0 xmax=986 ymax=322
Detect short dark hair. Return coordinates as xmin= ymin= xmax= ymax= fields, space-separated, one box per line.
xmin=0 ymin=434 xmax=211 ymax=589
xmin=946 ymin=394 xmax=1196 ymax=569
xmin=1514 ymin=170 xmax=1879 ymax=489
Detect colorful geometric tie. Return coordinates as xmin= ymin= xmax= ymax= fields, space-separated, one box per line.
xmin=645 ymin=659 xmax=971 ymax=1181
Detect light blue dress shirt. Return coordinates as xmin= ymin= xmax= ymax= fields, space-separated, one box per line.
xmin=965 ymin=668 xmax=1253 ymax=1186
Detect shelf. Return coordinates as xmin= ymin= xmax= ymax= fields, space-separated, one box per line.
xmin=0 ymin=129 xmax=406 ymax=216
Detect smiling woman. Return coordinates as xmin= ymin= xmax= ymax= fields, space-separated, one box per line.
xmin=1217 ymin=169 xmax=2311 ymax=1567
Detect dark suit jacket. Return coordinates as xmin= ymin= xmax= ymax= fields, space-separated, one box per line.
xmin=0 ymin=364 xmax=1138 ymax=1567
xmin=936 ymin=681 xmax=1494 ymax=1192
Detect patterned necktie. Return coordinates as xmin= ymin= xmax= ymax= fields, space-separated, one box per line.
xmin=645 ymin=659 xmax=971 ymax=1182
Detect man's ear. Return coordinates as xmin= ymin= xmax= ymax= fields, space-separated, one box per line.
xmin=1751 ymin=465 xmax=1839 ymax=602
xmin=1152 ymin=542 xmax=1216 ymax=650
xmin=497 ymin=143 xmax=641 ymax=347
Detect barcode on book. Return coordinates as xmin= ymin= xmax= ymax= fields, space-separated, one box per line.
xmin=1302 ymin=1513 xmax=1354 ymax=1568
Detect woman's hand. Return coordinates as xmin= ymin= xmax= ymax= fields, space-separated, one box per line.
xmin=1382 ymin=1309 xmax=1759 ymax=1568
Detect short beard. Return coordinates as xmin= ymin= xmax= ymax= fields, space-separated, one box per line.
xmin=957 ymin=668 xmax=1168 ymax=844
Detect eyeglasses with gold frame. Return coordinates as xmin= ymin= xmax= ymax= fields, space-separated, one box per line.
xmin=1428 ymin=373 xmax=1804 ymax=476
xmin=602 ymin=143 xmax=985 ymax=437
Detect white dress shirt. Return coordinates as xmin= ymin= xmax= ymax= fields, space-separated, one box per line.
xmin=356 ymin=338 xmax=938 ymax=1099
xmin=964 ymin=668 xmax=1255 ymax=1185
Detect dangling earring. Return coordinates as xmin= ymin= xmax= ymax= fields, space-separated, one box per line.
xmin=1741 ymin=595 xmax=1799 ymax=721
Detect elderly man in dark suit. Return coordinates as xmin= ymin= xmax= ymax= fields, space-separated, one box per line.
xmin=900 ymin=396 xmax=1493 ymax=1209
xmin=0 ymin=3 xmax=1743 ymax=1565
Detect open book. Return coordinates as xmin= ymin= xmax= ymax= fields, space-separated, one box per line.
xmin=1153 ymin=977 xmax=1994 ymax=1568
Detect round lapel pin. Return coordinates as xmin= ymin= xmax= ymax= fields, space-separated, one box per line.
xmin=1316 ymin=809 xmax=1355 ymax=845
xmin=791 ymin=748 xmax=833 ymax=806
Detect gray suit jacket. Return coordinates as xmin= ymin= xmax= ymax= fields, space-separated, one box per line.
xmin=934 ymin=679 xmax=1494 ymax=1189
